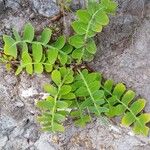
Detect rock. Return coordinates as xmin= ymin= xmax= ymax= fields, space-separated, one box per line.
xmin=95 ymin=0 xmax=145 ymax=53
xmin=34 ymin=133 xmax=55 ymax=150
xmin=0 ymin=136 xmax=8 ymax=149
xmin=70 ymin=0 xmax=86 ymax=11
xmin=0 ymin=114 xmax=17 ymax=135
xmin=57 ymin=120 xmax=150 ymax=150
xmin=30 ymin=0 xmax=60 ymax=18
xmin=0 ymin=0 xmax=5 ymax=13
xmin=5 ymin=0 xmax=21 ymax=10
xmin=4 ymin=138 xmax=30 ymax=150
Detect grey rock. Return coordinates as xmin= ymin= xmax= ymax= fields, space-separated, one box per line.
xmin=34 ymin=133 xmax=55 ymax=150
xmin=5 ymin=0 xmax=21 ymax=10
xmin=0 ymin=114 xmax=17 ymax=135
xmin=4 ymin=138 xmax=30 ymax=150
xmin=70 ymin=0 xmax=86 ymax=11
xmin=58 ymin=120 xmax=150 ymax=150
xmin=0 ymin=136 xmax=8 ymax=149
xmin=96 ymin=0 xmax=145 ymax=53
xmin=30 ymin=0 xmax=60 ymax=18
xmin=0 ymin=0 xmax=5 ymax=14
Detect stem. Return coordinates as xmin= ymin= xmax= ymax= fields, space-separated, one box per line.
xmin=101 ymin=85 xmax=144 ymax=134
xmin=7 ymin=40 xmax=71 ymax=59
xmin=51 ymin=69 xmax=71 ymax=132
xmin=80 ymin=6 xmax=104 ymax=59
xmin=75 ymin=99 xmax=85 ymax=122
xmin=78 ymin=69 xmax=100 ymax=115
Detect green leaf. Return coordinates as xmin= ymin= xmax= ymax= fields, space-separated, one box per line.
xmin=37 ymin=114 xmax=51 ymax=122
xmin=59 ymin=85 xmax=72 ymax=96
xmin=51 ymin=70 xmax=61 ymax=86
xmin=95 ymin=11 xmax=109 ymax=26
xmin=113 ymin=83 xmax=126 ymax=99
xmin=72 ymin=48 xmax=83 ymax=60
xmin=23 ymin=23 xmax=34 ymax=42
xmin=43 ymin=83 xmax=57 ymax=96
xmin=121 ymin=112 xmax=135 ymax=126
xmin=91 ymin=23 xmax=102 ymax=32
xmin=36 ymin=99 xmax=54 ymax=110
xmin=15 ymin=66 xmax=23 ymax=75
xmin=72 ymin=21 xmax=88 ymax=35
xmin=88 ymin=81 xmax=100 ymax=92
xmin=82 ymin=51 xmax=94 ymax=62
xmin=76 ymin=9 xmax=91 ymax=23
xmin=13 ymin=28 xmax=21 ymax=41
xmin=22 ymin=43 xmax=28 ymax=52
xmin=34 ymin=63 xmax=43 ymax=74
xmin=70 ymin=111 xmax=80 ymax=118
xmin=3 ymin=35 xmax=17 ymax=58
xmin=101 ymin=0 xmax=118 ymax=13
xmin=64 ymin=74 xmax=74 ymax=84
xmin=54 ymin=113 xmax=66 ymax=123
xmin=56 ymin=101 xmax=68 ymax=109
xmin=22 ymin=51 xmax=33 ymax=74
xmin=121 ymin=90 xmax=135 ymax=105
xmin=40 ymin=28 xmax=52 ymax=45
xmin=88 ymin=2 xmax=100 ymax=15
xmin=93 ymin=90 xmax=105 ymax=105
xmin=86 ymin=72 xmax=101 ymax=83
xmin=74 ymin=115 xmax=91 ymax=127
xmin=44 ymin=61 xmax=53 ymax=72
xmin=58 ymin=53 xmax=68 ymax=65
xmin=47 ymin=48 xmax=58 ymax=64
xmin=75 ymin=86 xmax=88 ymax=97
xmin=32 ymin=43 xmax=43 ymax=62
xmin=52 ymin=36 xmax=65 ymax=49
xmin=61 ymin=44 xmax=73 ymax=54
xmin=80 ymin=98 xmax=93 ymax=109
xmin=133 ymin=114 xmax=150 ymax=136
xmin=86 ymin=38 xmax=97 ymax=54
xmin=61 ymin=93 xmax=75 ymax=99
xmin=69 ymin=35 xmax=84 ymax=48
xmin=104 ymin=80 xmax=113 ymax=95
xmin=130 ymin=99 xmax=146 ymax=115
xmin=53 ymin=122 xmax=65 ymax=132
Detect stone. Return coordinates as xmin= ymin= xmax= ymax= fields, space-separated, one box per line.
xmin=30 ymin=0 xmax=60 ymax=18
xmin=5 ymin=0 xmax=21 ymax=10
xmin=70 ymin=0 xmax=86 ymax=11
xmin=0 ymin=136 xmax=8 ymax=149
xmin=0 ymin=0 xmax=5 ymax=13
xmin=34 ymin=133 xmax=55 ymax=150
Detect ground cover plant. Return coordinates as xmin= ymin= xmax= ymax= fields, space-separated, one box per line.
xmin=0 ymin=0 xmax=150 ymax=136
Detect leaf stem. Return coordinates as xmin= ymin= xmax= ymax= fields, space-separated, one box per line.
xmin=80 ymin=6 xmax=104 ymax=60
xmin=51 ymin=69 xmax=71 ymax=132
xmin=7 ymin=40 xmax=71 ymax=59
xmin=78 ymin=69 xmax=100 ymax=115
xmin=101 ymin=85 xmax=144 ymax=134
